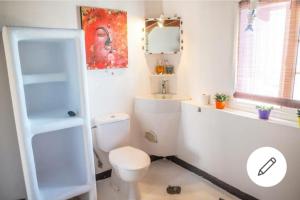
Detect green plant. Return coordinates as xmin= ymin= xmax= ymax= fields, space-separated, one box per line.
xmin=297 ymin=109 xmax=300 ymax=117
xmin=214 ymin=93 xmax=229 ymax=102
xmin=256 ymin=105 xmax=274 ymax=111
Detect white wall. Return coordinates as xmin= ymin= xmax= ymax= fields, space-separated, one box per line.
xmin=144 ymin=0 xmax=163 ymax=18
xmin=162 ymin=1 xmax=300 ymax=199
xmin=179 ymin=102 xmax=300 ymax=200
xmin=162 ymin=1 xmax=237 ymax=101
xmin=0 ymin=1 xmax=150 ymax=199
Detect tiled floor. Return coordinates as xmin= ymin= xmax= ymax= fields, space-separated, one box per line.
xmin=97 ymin=159 xmax=239 ymax=200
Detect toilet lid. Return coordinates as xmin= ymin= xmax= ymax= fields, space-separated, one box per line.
xmin=109 ymin=146 xmax=150 ymax=170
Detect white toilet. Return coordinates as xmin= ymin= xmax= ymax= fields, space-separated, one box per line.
xmin=94 ymin=113 xmax=150 ymax=200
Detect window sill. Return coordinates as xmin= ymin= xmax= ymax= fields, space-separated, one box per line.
xmin=230 ymin=98 xmax=298 ymax=121
xmin=183 ymin=100 xmax=299 ymax=130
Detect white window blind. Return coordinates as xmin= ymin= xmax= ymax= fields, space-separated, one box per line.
xmin=235 ymin=0 xmax=300 ymax=108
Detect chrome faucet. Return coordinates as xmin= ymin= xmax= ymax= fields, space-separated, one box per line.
xmin=161 ymin=79 xmax=168 ymax=94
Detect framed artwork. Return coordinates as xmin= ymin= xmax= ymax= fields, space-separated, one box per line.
xmin=80 ymin=6 xmax=128 ymax=70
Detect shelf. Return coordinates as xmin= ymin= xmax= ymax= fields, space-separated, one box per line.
xmin=29 ymin=110 xmax=84 ymax=135
xmin=150 ymin=74 xmax=175 ymax=77
xmin=183 ymin=101 xmax=299 ymax=129
xmin=18 ymin=40 xmax=67 ymax=75
xmin=40 ymin=185 xmax=90 ymax=200
xmin=32 ymin=127 xmax=89 ymax=199
xmin=24 ymin=82 xmax=80 ymax=121
xmin=23 ymin=73 xmax=67 ymax=85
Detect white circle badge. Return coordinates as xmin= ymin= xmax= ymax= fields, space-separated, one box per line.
xmin=247 ymin=147 xmax=287 ymax=187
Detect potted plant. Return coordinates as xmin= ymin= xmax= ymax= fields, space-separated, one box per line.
xmin=256 ymin=105 xmax=273 ymax=120
xmin=297 ymin=109 xmax=300 ymax=127
xmin=214 ymin=93 xmax=229 ymax=109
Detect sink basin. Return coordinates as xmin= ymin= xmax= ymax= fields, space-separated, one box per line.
xmin=134 ymin=94 xmax=190 ymax=157
xmin=136 ymin=94 xmax=190 ymax=101
xmin=135 ymin=94 xmax=190 ymax=113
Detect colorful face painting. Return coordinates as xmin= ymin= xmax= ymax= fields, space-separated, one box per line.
xmin=80 ymin=7 xmax=128 ymax=70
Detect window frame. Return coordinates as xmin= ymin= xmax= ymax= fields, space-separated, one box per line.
xmin=234 ymin=0 xmax=300 ymax=109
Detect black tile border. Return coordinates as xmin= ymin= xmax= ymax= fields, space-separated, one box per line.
xmin=96 ymin=169 xmax=112 ymax=181
xmin=95 ymin=155 xmax=257 ymax=200
xmin=150 ymin=155 xmax=164 ymax=162
xmin=166 ymin=156 xmax=259 ymax=200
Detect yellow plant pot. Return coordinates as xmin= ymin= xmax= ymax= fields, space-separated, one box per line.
xmin=298 ymin=117 xmax=300 ymax=127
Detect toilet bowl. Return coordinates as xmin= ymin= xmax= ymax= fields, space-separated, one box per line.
xmin=109 ymin=146 xmax=150 ymax=200
xmin=94 ymin=113 xmax=150 ymax=200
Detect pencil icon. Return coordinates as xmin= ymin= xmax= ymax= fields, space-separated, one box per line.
xmin=258 ymin=157 xmax=276 ymax=176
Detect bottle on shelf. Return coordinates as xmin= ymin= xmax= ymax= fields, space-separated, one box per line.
xmin=155 ymin=59 xmax=165 ymax=74
xmin=164 ymin=59 xmax=174 ymax=74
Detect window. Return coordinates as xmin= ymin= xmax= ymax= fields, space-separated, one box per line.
xmin=235 ymin=0 xmax=300 ymax=108
xmin=294 ymin=41 xmax=300 ymax=99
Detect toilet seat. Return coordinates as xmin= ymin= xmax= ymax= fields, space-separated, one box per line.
xmin=109 ymin=146 xmax=150 ymax=170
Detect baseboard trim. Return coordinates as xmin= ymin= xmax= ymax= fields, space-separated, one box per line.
xmin=96 ymin=169 xmax=112 ymax=181
xmin=150 ymin=155 xmax=164 ymax=162
xmin=166 ymin=156 xmax=258 ymax=200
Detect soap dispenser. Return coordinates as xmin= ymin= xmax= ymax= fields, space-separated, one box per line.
xmin=165 ymin=59 xmax=174 ymax=74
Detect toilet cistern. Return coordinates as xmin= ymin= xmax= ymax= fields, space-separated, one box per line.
xmin=94 ymin=113 xmax=150 ymax=200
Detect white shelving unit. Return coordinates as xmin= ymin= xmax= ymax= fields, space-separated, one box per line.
xmin=2 ymin=27 xmax=96 ymax=200
xmin=23 ymin=73 xmax=67 ymax=85
xmin=29 ymin=109 xmax=84 ymax=135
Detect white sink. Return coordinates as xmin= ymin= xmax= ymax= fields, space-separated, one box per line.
xmin=135 ymin=94 xmax=190 ymax=113
xmin=134 ymin=94 xmax=190 ymax=156
xmin=136 ymin=94 xmax=190 ymax=101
